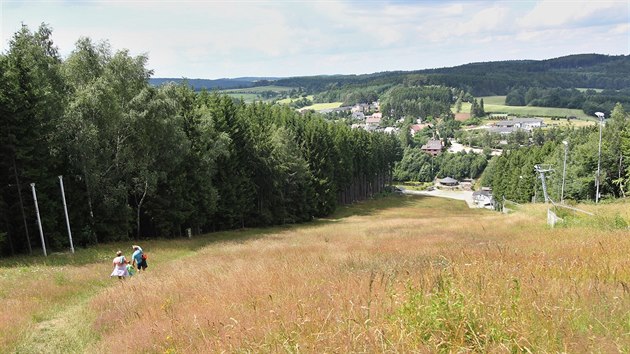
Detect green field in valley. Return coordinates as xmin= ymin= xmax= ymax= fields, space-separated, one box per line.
xmin=275 ymin=94 xmax=314 ymax=105
xmin=218 ymin=85 xmax=295 ymax=103
xmin=454 ymin=96 xmax=593 ymax=120
xmin=299 ymin=101 xmax=344 ymax=111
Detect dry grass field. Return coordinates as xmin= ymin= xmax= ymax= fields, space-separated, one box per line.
xmin=2 ymin=195 xmax=630 ymax=353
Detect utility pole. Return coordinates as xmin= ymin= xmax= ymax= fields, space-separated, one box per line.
xmin=534 ymin=164 xmax=554 ymax=204
xmin=595 ymin=112 xmax=605 ymax=203
xmin=30 ymin=183 xmax=47 ymax=257
xmin=561 ymin=141 xmax=568 ymax=203
xmin=59 ymin=176 xmax=74 ymax=253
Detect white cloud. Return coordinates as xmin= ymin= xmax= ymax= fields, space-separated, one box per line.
xmin=610 ymin=22 xmax=630 ymax=35
xmin=2 ymin=0 xmax=629 ymax=78
xmin=518 ymin=0 xmax=627 ymax=30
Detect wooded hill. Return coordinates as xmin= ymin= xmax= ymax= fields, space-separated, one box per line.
xmin=272 ymin=54 xmax=630 ymax=96
xmin=149 ymin=77 xmax=279 ymax=90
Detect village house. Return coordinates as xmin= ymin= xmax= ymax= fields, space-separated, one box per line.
xmin=409 ymin=123 xmax=429 ymax=136
xmin=421 ymin=139 xmax=442 ymax=156
xmin=438 ymin=177 xmax=459 ymax=187
xmin=365 ymin=112 xmax=383 ymax=126
xmin=487 ymin=126 xmax=517 ymax=135
xmin=383 ymin=127 xmax=399 ymax=134
xmin=494 ymin=118 xmax=544 ymax=130
xmin=351 ymin=103 xmax=369 ymax=113
xmin=352 ymin=112 xmax=365 ymax=120
xmin=366 ymin=115 xmax=381 ymax=126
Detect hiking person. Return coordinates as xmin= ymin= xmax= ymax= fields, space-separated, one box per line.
xmin=131 ymin=245 xmax=148 ymax=272
xmin=110 ymin=250 xmax=129 ymax=279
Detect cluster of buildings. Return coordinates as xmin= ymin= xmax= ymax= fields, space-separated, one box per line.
xmin=486 ymin=117 xmax=544 ymax=134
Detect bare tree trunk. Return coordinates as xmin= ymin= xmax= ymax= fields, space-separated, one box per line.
xmin=13 ymin=157 xmax=31 ymax=254
xmin=619 ymin=155 xmax=626 ymax=198
xmin=81 ymin=163 xmax=95 ymax=221
xmin=136 ymin=180 xmax=148 ymax=239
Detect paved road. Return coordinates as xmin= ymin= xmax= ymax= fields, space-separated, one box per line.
xmin=400 ymin=187 xmax=475 ymax=208
xmin=448 ymin=141 xmax=502 ymax=156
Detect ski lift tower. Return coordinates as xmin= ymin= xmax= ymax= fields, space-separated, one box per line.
xmin=534 ymin=164 xmax=554 ymax=203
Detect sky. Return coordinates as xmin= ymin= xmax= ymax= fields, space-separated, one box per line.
xmin=2 ymin=0 xmax=629 ymax=79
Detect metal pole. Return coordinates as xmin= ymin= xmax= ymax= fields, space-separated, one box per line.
xmin=561 ymin=141 xmax=568 ymax=203
xmin=595 ymin=112 xmax=604 ymax=203
xmin=59 ymin=176 xmax=74 ymax=254
xmin=540 ymin=171 xmax=549 ymax=203
xmin=30 ymin=183 xmax=47 ymax=257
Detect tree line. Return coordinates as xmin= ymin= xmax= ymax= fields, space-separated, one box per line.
xmin=274 ymin=54 xmax=630 ymax=97
xmin=505 ymin=87 xmax=630 ymax=116
xmin=480 ymin=104 xmax=630 ymax=204
xmin=0 ymin=25 xmax=402 ymax=256
xmin=393 ymin=148 xmax=488 ymax=183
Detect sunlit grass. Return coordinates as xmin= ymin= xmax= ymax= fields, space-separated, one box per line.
xmin=453 ymin=96 xmax=592 ymax=120
xmin=3 ymin=195 xmax=630 ymax=352
xmin=299 ymin=101 xmax=344 ymax=111
xmin=484 ymin=104 xmax=591 ymax=119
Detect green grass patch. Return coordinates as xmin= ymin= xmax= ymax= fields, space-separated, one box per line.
xmin=484 ymin=104 xmax=591 ymax=119
xmin=217 ymin=85 xmax=295 ymax=103
xmin=393 ymin=273 xmax=521 ymax=351
xmin=480 ymin=96 xmax=506 ymax=105
xmin=453 ymin=97 xmax=592 ymax=120
xmin=396 ymin=181 xmax=434 ymax=191
xmin=554 ymin=207 xmax=629 ymax=230
xmin=275 ymin=95 xmax=315 ymax=105
xmin=299 ymin=101 xmax=343 ymax=111
xmin=220 ymin=85 xmax=294 ymax=94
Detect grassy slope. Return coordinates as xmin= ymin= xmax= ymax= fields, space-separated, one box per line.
xmin=218 ymin=85 xmax=295 ymax=103
xmin=299 ymin=101 xmax=344 ymax=110
xmin=454 ymin=96 xmax=593 ymax=120
xmin=2 ymin=196 xmax=630 ymax=352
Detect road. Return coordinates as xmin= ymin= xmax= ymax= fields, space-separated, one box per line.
xmin=400 ymin=187 xmax=475 ymax=208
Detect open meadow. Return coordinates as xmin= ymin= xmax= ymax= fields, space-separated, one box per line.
xmin=455 ymin=97 xmax=593 ymax=120
xmin=218 ymin=86 xmax=295 ymax=103
xmin=2 ymin=196 xmax=630 ymax=353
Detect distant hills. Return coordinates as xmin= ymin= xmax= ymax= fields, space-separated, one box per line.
xmin=150 ymin=54 xmax=630 ymax=95
xmin=148 ymin=77 xmax=281 ymax=90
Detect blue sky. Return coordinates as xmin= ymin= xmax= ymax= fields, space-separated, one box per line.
xmin=2 ymin=0 xmax=629 ymax=79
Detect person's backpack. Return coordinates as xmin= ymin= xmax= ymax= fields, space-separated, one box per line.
xmin=141 ymin=253 xmax=147 ymax=261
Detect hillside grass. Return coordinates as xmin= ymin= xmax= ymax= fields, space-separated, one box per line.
xmin=220 ymin=85 xmax=294 ymax=94
xmin=2 ymin=196 xmax=630 ymax=352
xmin=300 ymin=101 xmax=344 ymax=111
xmin=218 ymin=85 xmax=295 ymax=103
xmin=275 ymin=95 xmax=315 ymax=105
xmin=454 ymin=97 xmax=593 ymax=120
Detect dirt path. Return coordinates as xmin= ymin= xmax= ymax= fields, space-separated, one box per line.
xmin=15 ymin=300 xmax=97 ymax=354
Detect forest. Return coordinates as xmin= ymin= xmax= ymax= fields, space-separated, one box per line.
xmin=480 ymin=103 xmax=630 ymax=205
xmin=274 ymin=54 xmax=630 ymax=99
xmin=0 ymin=25 xmax=402 ymax=256
xmin=505 ymin=87 xmax=630 ymax=116
xmin=2 ymin=24 xmax=630 ymax=258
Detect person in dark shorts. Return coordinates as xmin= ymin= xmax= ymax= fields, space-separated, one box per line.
xmin=131 ymin=245 xmax=148 ymax=271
